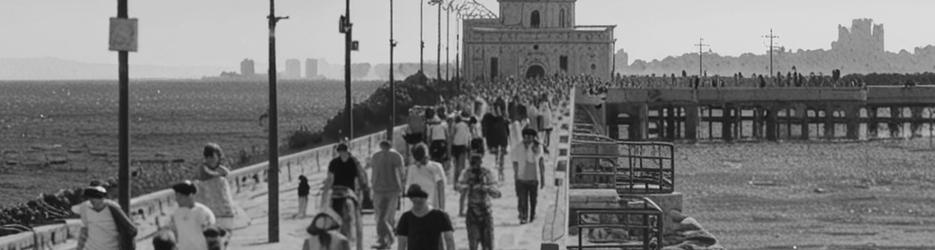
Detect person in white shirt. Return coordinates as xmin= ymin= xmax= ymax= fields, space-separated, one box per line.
xmin=404 ymin=143 xmax=447 ymax=212
xmin=451 ymin=112 xmax=473 ymax=216
xmin=426 ymin=109 xmax=450 ymax=173
xmin=537 ymin=94 xmax=553 ymax=153
xmin=71 ymin=185 xmax=137 ymax=250
xmin=511 ymin=128 xmax=546 ymax=224
xmin=166 ymin=180 xmax=217 ymax=250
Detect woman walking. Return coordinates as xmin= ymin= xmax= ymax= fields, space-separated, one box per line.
xmin=195 ymin=143 xmax=240 ymax=232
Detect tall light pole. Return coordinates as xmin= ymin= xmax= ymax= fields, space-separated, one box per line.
xmin=763 ymin=29 xmax=779 ymax=77
xmin=388 ymin=0 xmax=398 ymax=139
xmin=266 ymin=0 xmax=288 ymax=242
xmin=114 ymin=0 xmax=131 ymax=213
xmin=342 ymin=0 xmax=355 ymax=139
xmin=445 ymin=6 xmax=450 ymax=81
xmin=695 ymin=38 xmax=709 ymax=77
xmin=455 ymin=13 xmax=461 ymax=82
xmin=420 ymin=0 xmax=424 ymax=73
xmin=433 ymin=0 xmax=442 ymax=81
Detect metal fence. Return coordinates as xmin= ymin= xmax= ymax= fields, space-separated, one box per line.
xmin=569 ymin=134 xmax=675 ymax=194
xmin=570 ymin=196 xmax=664 ymax=250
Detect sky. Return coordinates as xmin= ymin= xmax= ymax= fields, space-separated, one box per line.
xmin=2 ymin=0 xmax=934 ymax=70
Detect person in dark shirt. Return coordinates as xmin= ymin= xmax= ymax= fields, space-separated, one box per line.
xmin=481 ymin=102 xmax=510 ymax=181
xmin=321 ymin=143 xmax=369 ymax=250
xmin=396 ymin=184 xmax=455 ymax=250
xmin=295 ymin=175 xmax=310 ymax=218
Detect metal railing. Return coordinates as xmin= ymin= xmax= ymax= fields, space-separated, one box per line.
xmin=570 ymin=196 xmax=663 ymax=250
xmin=569 ymin=134 xmax=675 ymax=194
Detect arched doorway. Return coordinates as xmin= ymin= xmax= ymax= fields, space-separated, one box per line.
xmin=526 ymin=65 xmax=545 ymax=79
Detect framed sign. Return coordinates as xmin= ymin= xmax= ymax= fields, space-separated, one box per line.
xmin=109 ymin=17 xmax=138 ymax=52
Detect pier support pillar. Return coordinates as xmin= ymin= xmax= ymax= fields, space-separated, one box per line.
xmin=867 ymin=107 xmax=879 ymax=138
xmin=801 ymin=108 xmax=811 ymax=140
xmin=734 ymin=106 xmax=743 ymax=140
xmin=794 ymin=104 xmax=807 ymax=140
xmin=911 ymin=107 xmax=923 ymax=138
xmin=766 ymin=107 xmax=778 ymax=141
xmin=753 ymin=107 xmax=763 ymax=139
xmin=666 ymin=106 xmax=677 ymax=140
xmin=685 ymin=105 xmax=699 ymax=141
xmin=634 ymin=103 xmax=649 ymax=141
xmin=824 ymin=107 xmax=835 ymax=139
xmin=723 ymin=104 xmax=734 ymax=142
xmin=889 ymin=106 xmax=901 ymax=138
xmin=846 ymin=106 xmax=860 ymax=140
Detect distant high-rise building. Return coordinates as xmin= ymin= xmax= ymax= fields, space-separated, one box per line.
xmin=285 ymin=59 xmax=301 ymax=79
xmin=240 ymin=59 xmax=255 ymax=76
xmin=305 ymin=59 xmax=318 ymax=78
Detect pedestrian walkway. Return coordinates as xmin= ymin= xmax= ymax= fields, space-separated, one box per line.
xmin=119 ymin=110 xmax=570 ymax=250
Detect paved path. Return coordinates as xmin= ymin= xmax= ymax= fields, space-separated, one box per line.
xmin=122 ymin=112 xmax=568 ymax=250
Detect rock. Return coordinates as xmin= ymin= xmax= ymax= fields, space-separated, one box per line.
xmin=813 ymin=188 xmax=827 ymax=193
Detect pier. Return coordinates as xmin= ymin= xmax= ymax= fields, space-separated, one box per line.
xmin=599 ymin=86 xmax=935 ymax=141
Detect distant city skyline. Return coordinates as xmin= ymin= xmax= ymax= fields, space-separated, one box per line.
xmin=2 ymin=0 xmax=935 ymax=77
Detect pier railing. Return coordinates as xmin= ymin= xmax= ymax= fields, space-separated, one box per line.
xmin=569 ymin=196 xmax=664 ymax=250
xmin=569 ymin=135 xmax=675 ymax=194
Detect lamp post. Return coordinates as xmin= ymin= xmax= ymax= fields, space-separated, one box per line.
xmin=115 ymin=0 xmax=130 ymax=213
xmin=342 ymin=0 xmax=355 ymax=139
xmin=436 ymin=0 xmax=441 ymax=81
xmin=388 ymin=0 xmax=397 ymax=139
xmin=420 ymin=0 xmax=424 ymax=73
xmin=266 ymin=0 xmax=288 ymax=242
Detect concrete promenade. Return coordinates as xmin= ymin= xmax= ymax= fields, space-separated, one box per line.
xmin=117 ymin=110 xmax=569 ymax=250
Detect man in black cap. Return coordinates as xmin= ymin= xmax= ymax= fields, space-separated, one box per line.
xmin=396 ymin=184 xmax=455 ymax=250
xmin=511 ymin=128 xmax=546 ymax=224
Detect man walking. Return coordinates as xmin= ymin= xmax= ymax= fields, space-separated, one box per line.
xmin=404 ymin=143 xmax=447 ymax=212
xmin=482 ymin=101 xmax=510 ymax=181
xmin=166 ymin=181 xmax=216 ymax=250
xmin=512 ymin=128 xmax=545 ymax=224
xmin=370 ymin=140 xmax=405 ymax=249
xmin=396 ymin=184 xmax=456 ymax=250
xmin=322 ymin=143 xmax=370 ymax=250
xmin=457 ymin=155 xmax=500 ymax=250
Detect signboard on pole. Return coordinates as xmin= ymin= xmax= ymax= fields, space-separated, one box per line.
xmin=109 ymin=18 xmax=138 ymax=52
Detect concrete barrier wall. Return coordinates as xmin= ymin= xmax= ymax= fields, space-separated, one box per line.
xmin=866 ymin=86 xmax=935 ymax=104
xmin=0 ymin=125 xmax=407 ymax=250
xmin=541 ymin=88 xmax=575 ymax=250
xmin=608 ymin=87 xmax=869 ymax=104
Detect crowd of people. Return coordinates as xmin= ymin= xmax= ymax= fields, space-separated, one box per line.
xmin=561 ymin=71 xmax=874 ymax=96
xmin=3 ymin=74 xmax=587 ymax=250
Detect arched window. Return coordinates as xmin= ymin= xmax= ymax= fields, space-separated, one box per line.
xmin=559 ymin=9 xmax=566 ymax=28
xmin=530 ymin=11 xmax=540 ymax=28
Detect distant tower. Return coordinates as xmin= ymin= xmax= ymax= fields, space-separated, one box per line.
xmin=305 ymin=58 xmax=318 ymax=79
xmin=285 ymin=59 xmax=301 ymax=79
xmin=872 ymin=23 xmax=885 ymax=52
xmin=240 ymin=59 xmax=255 ymax=76
xmin=832 ymin=18 xmax=883 ymax=53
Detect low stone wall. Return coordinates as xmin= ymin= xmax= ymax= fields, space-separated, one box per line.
xmin=0 ymin=125 xmax=406 ymax=250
